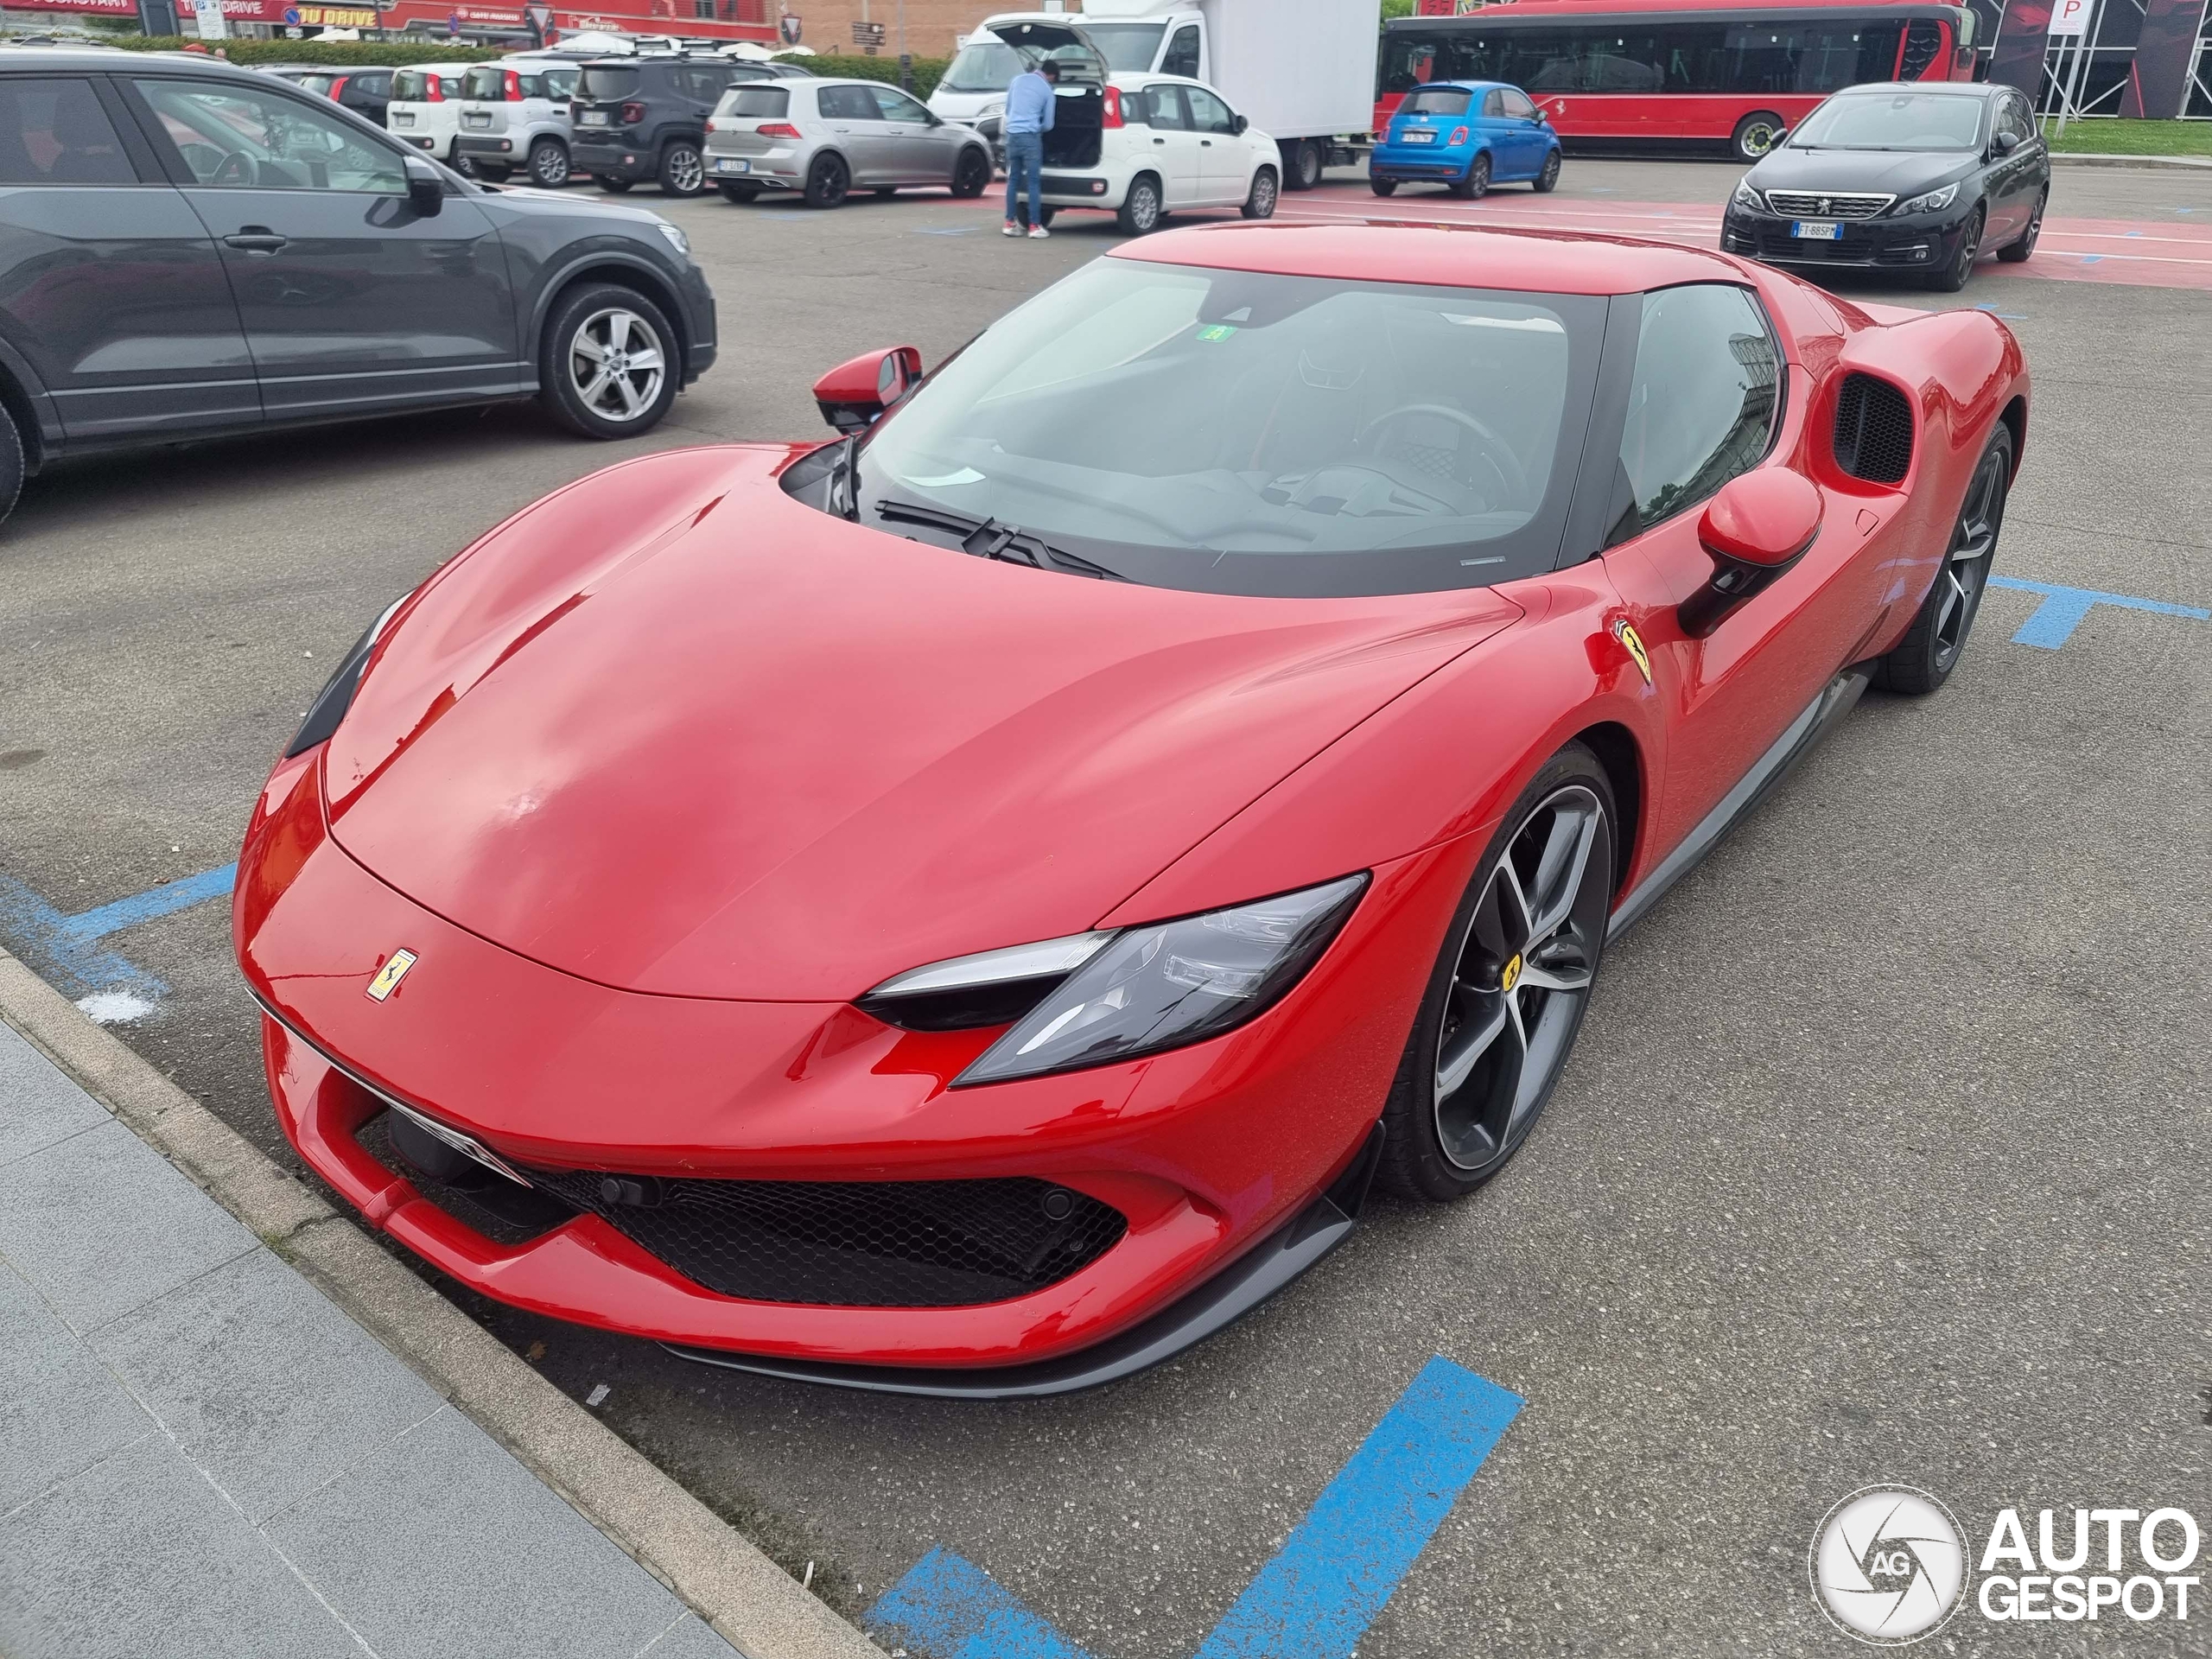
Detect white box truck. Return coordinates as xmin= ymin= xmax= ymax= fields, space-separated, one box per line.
xmin=930 ymin=0 xmax=1381 ymax=190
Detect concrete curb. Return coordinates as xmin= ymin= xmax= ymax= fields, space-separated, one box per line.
xmin=2048 ymin=151 xmax=2212 ymax=170
xmin=0 ymin=947 xmax=886 ymax=1659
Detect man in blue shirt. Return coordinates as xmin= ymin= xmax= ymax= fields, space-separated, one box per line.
xmin=1002 ymin=57 xmax=1058 ymax=238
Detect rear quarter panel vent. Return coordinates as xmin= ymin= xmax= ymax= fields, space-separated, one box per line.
xmin=1833 ymin=372 xmax=1915 ymax=485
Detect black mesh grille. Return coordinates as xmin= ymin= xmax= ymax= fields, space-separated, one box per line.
xmin=519 ymin=1167 xmax=1128 ymax=1307
xmin=1834 ymin=372 xmax=1914 ymax=485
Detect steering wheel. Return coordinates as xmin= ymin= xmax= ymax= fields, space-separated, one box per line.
xmin=210 ymin=149 xmax=255 ymax=188
xmin=1360 ymin=403 xmax=1531 ymax=507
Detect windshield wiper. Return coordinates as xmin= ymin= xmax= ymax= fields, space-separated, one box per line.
xmin=829 ymin=433 xmax=861 ymax=521
xmin=873 ymin=498 xmax=1127 ymax=581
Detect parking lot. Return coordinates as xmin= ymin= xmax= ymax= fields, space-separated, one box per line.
xmin=4 ymin=156 xmax=2209 ymax=1656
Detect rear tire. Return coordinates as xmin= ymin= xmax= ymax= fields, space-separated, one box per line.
xmin=950 ymin=145 xmax=990 ymax=198
xmin=527 ymin=137 xmax=569 ymax=188
xmin=1448 ymin=150 xmax=1491 ymax=200
xmin=1997 ymin=188 xmax=2044 ymax=262
xmin=1533 ymin=148 xmax=1560 ymax=193
xmin=1283 ymin=137 xmax=1323 ymax=191
xmin=537 ymin=283 xmax=680 ymax=441
xmin=716 ymin=181 xmax=760 ymax=203
xmin=1241 ymin=165 xmax=1278 ymax=219
xmin=804 ymin=150 xmax=849 ymax=208
xmin=1116 ymin=172 xmax=1163 ymax=234
xmin=1874 ymin=426 xmax=2012 ymax=695
xmin=594 ymin=175 xmax=633 ymax=193
xmin=658 ymin=139 xmax=706 ymax=197
xmin=1376 ymin=742 xmax=1617 ymax=1200
xmin=1923 ymin=206 xmax=1983 ymax=292
xmin=1731 ymin=111 xmax=1785 ymax=162
xmin=1370 ymin=175 xmax=1398 ymax=197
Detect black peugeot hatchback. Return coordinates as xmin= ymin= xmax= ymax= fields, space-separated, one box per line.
xmin=1721 ymin=81 xmax=2050 ymax=292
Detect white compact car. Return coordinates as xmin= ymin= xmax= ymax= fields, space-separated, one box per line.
xmin=385 ymin=63 xmax=477 ymax=165
xmin=453 ymin=57 xmax=581 ymax=188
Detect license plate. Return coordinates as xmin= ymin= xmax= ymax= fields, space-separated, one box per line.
xmin=580 ymin=110 xmax=610 ymax=126
xmin=393 ymin=111 xmax=414 ymax=125
xmin=1402 ymin=129 xmax=1434 ymax=144
xmin=464 ymin=111 xmax=490 ymax=127
xmin=714 ymin=156 xmax=749 ymax=173
xmin=1793 ymin=219 xmax=1841 ymax=240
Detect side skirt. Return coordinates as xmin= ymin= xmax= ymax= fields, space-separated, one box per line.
xmin=664 ymin=1124 xmax=1387 ymax=1401
xmin=1607 ymin=667 xmax=1872 ymax=941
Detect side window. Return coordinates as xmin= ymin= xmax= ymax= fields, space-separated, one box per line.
xmin=684 ymin=67 xmax=728 ymax=105
xmin=1143 ymin=84 xmax=1189 ymax=130
xmin=1501 ymin=86 xmax=1538 ymax=120
xmin=1481 ymin=89 xmax=1505 ymax=117
xmin=818 ymin=85 xmax=875 ymax=122
xmin=1183 ymin=85 xmax=1236 ymax=135
xmin=0 ymin=78 xmax=137 ymax=185
xmin=1611 ymin=284 xmax=1782 ymax=542
xmin=2000 ymin=93 xmax=2033 ymax=146
xmin=1161 ymin=23 xmax=1201 ymax=78
xmin=131 ymin=79 xmax=406 ymax=194
xmin=870 ymin=86 xmax=930 ymax=124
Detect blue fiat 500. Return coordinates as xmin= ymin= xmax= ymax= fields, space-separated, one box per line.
xmin=1371 ymin=79 xmax=1563 ymax=200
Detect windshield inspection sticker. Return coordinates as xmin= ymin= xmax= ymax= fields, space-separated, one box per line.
xmin=1196 ymin=324 xmax=1238 ymax=342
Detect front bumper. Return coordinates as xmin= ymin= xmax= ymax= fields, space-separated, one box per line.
xmin=235 ymin=746 xmax=1459 ymax=1379
xmin=1721 ymin=202 xmax=1975 ymax=271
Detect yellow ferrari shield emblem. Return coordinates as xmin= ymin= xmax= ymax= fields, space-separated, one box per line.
xmin=1614 ymin=619 xmax=1653 ymax=686
xmin=365 ymin=949 xmax=417 ymax=1002
xmin=1500 ymin=952 xmax=1523 ymax=994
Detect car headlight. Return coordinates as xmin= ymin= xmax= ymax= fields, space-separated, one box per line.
xmin=1897 ymin=182 xmax=1960 ymax=216
xmin=1732 ymin=176 xmax=1764 ymax=212
xmin=652 ymin=219 xmax=691 ymax=257
xmin=286 ymin=594 xmax=409 ymax=757
xmin=861 ymin=874 xmax=1370 ymax=1086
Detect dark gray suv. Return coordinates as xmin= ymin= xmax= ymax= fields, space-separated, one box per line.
xmin=0 ymin=50 xmax=718 ymax=527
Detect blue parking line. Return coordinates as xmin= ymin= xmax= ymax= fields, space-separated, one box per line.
xmin=1987 ymin=575 xmax=2209 ymax=649
xmin=866 ymin=1357 xmax=1522 ymax=1659
xmin=0 ymin=863 xmax=236 ymax=1003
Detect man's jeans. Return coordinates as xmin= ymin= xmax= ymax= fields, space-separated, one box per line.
xmin=1004 ymin=130 xmax=1045 ymax=227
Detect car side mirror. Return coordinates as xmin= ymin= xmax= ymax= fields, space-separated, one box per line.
xmin=1678 ymin=470 xmax=1823 ymax=639
xmin=404 ymin=154 xmax=444 ymax=216
xmin=1230 ymin=112 xmax=1248 ymax=135
xmin=1991 ymin=129 xmax=2019 ymax=155
xmin=812 ymin=345 xmax=923 ymax=435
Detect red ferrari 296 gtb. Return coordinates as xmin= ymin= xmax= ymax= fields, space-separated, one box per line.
xmin=235 ymin=222 xmax=2026 ymax=1395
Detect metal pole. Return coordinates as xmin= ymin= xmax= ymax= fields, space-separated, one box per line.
xmin=2054 ymin=0 xmax=2099 ymax=135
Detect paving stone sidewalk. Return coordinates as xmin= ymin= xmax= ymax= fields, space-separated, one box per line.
xmin=0 ymin=1017 xmax=741 ymax=1659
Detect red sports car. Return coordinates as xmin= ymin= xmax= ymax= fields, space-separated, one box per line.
xmin=235 ymin=222 xmax=2026 ymax=1396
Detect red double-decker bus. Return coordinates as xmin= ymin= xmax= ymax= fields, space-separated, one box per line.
xmin=1378 ymin=0 xmax=1980 ymax=162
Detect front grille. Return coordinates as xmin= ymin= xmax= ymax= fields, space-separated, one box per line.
xmin=1834 ymin=373 xmax=1915 ymax=485
xmin=521 ymin=1167 xmax=1128 ymax=1307
xmin=1764 ymin=190 xmax=1894 ymax=219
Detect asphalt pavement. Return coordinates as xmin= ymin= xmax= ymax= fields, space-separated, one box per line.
xmin=2 ymin=159 xmax=2207 ymax=1657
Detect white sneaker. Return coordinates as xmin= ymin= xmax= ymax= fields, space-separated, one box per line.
xmin=1001 ymin=221 xmax=1020 ymax=236
xmin=1028 ymin=225 xmax=1050 ymax=238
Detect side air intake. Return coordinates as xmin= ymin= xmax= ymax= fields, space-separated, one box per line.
xmin=1833 ymin=372 xmax=1914 ymax=485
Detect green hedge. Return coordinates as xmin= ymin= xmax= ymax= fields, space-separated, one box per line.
xmin=774 ymin=53 xmax=950 ymax=100
xmin=101 ymin=36 xmax=505 ymax=64
xmin=2041 ymin=117 xmax=2212 ymax=156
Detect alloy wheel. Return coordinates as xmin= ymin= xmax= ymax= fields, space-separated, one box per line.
xmin=1433 ymin=785 xmax=1611 ymax=1173
xmin=567 ymin=307 xmax=666 ymax=424
xmin=664 ymin=143 xmax=704 ymax=195
xmin=1933 ymin=440 xmax=2008 ymax=670
xmin=531 ymin=141 xmax=569 ymax=188
xmin=1244 ymin=168 xmax=1277 ymax=219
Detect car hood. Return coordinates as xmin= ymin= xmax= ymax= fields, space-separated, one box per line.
xmin=322 ymin=445 xmax=1520 ymax=1002
xmin=1752 ymin=147 xmax=1978 ymax=200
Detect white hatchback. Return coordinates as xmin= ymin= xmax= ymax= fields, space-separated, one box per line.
xmin=385 ymin=63 xmax=476 ymax=166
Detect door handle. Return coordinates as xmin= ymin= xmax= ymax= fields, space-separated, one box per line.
xmin=1201 ymin=139 xmax=1213 ymax=147
xmin=223 ymin=228 xmax=289 ymax=253
xmin=1154 ymin=136 xmax=1166 ymax=144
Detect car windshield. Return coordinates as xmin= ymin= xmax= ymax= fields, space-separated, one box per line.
xmin=1401 ymin=86 xmax=1471 ymax=116
xmin=462 ymin=67 xmax=510 ymax=99
xmin=1076 ymin=22 xmax=1166 ymax=72
xmin=1789 ymin=92 xmax=1985 ymax=151
xmin=852 ymin=257 xmax=1601 ymax=598
xmin=577 ymin=66 xmax=641 ymax=101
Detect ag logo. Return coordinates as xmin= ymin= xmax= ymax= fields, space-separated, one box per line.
xmin=1810 ymin=1486 xmax=1969 ymax=1645
xmin=365 ymin=948 xmax=417 ymax=1002
xmin=1612 ymin=619 xmax=1652 ymax=685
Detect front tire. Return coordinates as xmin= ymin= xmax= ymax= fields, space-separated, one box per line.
xmin=1116 ymin=172 xmax=1163 ymax=235
xmin=527 ymin=137 xmax=569 ymax=188
xmin=1874 ymin=425 xmax=2012 ymax=695
xmin=1449 ymin=150 xmax=1491 ymax=200
xmin=475 ymin=162 xmax=512 ymax=182
xmin=1533 ymin=148 xmax=1560 ymax=193
xmin=1242 ymin=165 xmax=1278 ymax=219
xmin=1997 ymin=188 xmax=2045 ymax=262
xmin=1732 ymin=111 xmax=1785 ymax=162
xmin=950 ymin=145 xmax=990 ymax=198
xmin=537 ymin=283 xmax=679 ymax=441
xmin=1923 ymin=207 xmax=1984 ymax=292
xmin=804 ymin=150 xmax=849 ymax=208
xmin=1377 ymin=743 xmax=1617 ymax=1200
xmin=658 ymin=139 xmax=706 ymax=197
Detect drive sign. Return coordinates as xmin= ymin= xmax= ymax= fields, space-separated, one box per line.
xmin=2049 ymin=0 xmax=2094 ymax=36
